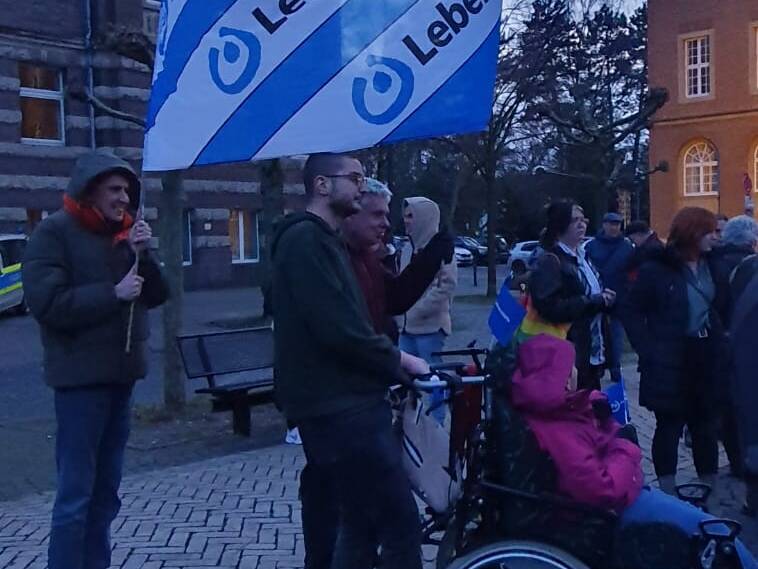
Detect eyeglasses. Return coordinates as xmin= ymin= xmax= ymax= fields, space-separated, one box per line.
xmin=324 ymin=173 xmax=366 ymax=188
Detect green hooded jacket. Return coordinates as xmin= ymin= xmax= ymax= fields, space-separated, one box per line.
xmin=270 ymin=211 xmax=402 ymax=422
xmin=22 ymin=150 xmax=168 ymax=389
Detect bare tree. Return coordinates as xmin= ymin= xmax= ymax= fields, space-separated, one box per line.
xmin=444 ymin=0 xmax=571 ymax=296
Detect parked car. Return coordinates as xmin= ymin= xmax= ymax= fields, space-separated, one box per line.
xmin=455 ymin=236 xmax=487 ymax=265
xmin=0 ymin=234 xmax=28 ymax=316
xmin=505 ymin=240 xmax=540 ymax=276
xmin=478 ymin=235 xmax=510 ymax=263
xmin=454 ymin=246 xmax=474 ymax=267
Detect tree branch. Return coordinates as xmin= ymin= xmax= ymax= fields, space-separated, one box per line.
xmin=72 ymin=87 xmax=147 ymax=128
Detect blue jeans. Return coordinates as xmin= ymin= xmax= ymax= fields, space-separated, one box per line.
xmin=400 ymin=331 xmax=447 ymax=424
xmin=49 ymin=384 xmax=134 ymax=569
xmin=621 ymin=488 xmax=757 ymax=568
xmin=607 ymin=316 xmax=625 ymax=382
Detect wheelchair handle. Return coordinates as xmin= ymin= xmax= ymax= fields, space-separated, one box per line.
xmin=411 ymin=372 xmax=485 ymax=392
xmin=699 ymin=519 xmax=742 ymax=541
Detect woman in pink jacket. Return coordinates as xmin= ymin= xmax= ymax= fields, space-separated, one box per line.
xmin=509 ymin=334 xmax=756 ymax=567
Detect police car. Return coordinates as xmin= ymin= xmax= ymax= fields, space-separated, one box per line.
xmin=0 ymin=234 xmax=27 ymax=315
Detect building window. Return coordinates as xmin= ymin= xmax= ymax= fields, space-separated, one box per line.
xmin=182 ymin=210 xmax=193 ymax=266
xmin=753 ymin=146 xmax=758 ymax=194
xmin=143 ymin=0 xmax=161 ymax=39
xmin=685 ymin=36 xmax=711 ymax=98
xmin=229 ymin=209 xmax=259 ymax=264
xmin=19 ymin=64 xmax=65 ymax=145
xmin=683 ymin=142 xmax=719 ymax=195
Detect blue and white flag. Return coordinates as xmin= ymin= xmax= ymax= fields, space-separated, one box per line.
xmin=143 ymin=0 xmax=502 ymax=171
xmin=488 ymin=280 xmax=526 ymax=346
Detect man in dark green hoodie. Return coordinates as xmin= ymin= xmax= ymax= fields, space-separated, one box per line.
xmin=23 ymin=150 xmax=168 ymax=569
xmin=271 ymin=153 xmax=428 ymax=569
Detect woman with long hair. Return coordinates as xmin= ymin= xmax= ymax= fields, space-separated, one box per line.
xmin=625 ymin=207 xmax=724 ymax=503
xmin=527 ymin=200 xmax=615 ymax=390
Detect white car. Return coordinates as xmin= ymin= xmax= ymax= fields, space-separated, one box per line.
xmin=505 ymin=240 xmax=541 ymax=276
xmin=454 ymin=246 xmax=474 ymax=267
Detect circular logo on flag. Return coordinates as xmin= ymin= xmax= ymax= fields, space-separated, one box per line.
xmin=209 ymin=27 xmax=262 ymax=95
xmin=352 ymin=55 xmax=415 ymax=125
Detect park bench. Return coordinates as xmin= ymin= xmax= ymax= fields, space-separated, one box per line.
xmin=176 ymin=326 xmax=275 ymax=436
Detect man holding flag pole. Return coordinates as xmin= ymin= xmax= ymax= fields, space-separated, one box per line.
xmin=22 ymin=151 xmax=168 ymax=569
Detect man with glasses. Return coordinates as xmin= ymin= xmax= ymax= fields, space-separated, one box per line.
xmin=270 ymin=153 xmax=428 ymax=569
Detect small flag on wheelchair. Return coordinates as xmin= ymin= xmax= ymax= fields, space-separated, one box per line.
xmin=488 ymin=279 xmax=526 ymax=346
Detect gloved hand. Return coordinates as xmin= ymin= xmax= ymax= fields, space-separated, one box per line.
xmin=591 ymin=398 xmax=612 ymax=421
xmin=426 ymin=228 xmax=454 ymax=264
xmin=616 ymin=424 xmax=639 ymax=446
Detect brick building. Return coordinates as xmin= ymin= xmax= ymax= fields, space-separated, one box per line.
xmin=0 ymin=0 xmax=303 ymax=289
xmin=648 ymin=0 xmax=758 ymax=234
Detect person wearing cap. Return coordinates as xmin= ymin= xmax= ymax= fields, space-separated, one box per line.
xmin=585 ymin=212 xmax=634 ymax=382
xmin=22 ymin=150 xmax=168 ymax=569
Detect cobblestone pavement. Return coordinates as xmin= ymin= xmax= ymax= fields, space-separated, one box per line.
xmin=1 ymin=370 xmax=756 ymax=569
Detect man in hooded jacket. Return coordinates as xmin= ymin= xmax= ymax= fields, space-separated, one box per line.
xmin=22 ymin=150 xmax=168 ymax=569
xmin=398 ymin=197 xmax=457 ymax=422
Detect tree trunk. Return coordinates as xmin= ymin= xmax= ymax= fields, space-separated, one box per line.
xmin=259 ymin=159 xmax=284 ymax=279
xmin=159 ymin=170 xmax=186 ymax=413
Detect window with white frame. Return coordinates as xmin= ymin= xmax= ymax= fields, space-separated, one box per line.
xmin=182 ymin=209 xmax=193 ymax=266
xmin=685 ymin=35 xmax=711 ymax=98
xmin=143 ymin=0 xmax=161 ymax=39
xmin=229 ymin=209 xmax=259 ymax=263
xmin=683 ymin=142 xmax=719 ymax=195
xmin=19 ymin=64 xmax=65 ymax=144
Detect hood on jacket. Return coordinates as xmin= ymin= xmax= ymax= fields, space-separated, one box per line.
xmin=510 ymin=335 xmax=577 ymax=414
xmin=404 ymin=197 xmax=440 ymax=251
xmin=270 ymin=211 xmax=334 ymax=260
xmin=67 ymin=150 xmax=140 ymax=206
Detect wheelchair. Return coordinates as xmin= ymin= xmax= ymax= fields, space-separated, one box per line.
xmin=404 ymin=347 xmax=748 ymax=569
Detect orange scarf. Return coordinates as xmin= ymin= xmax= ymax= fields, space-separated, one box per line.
xmin=63 ymin=194 xmax=133 ymax=244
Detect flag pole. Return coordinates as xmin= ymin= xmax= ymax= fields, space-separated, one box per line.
xmin=125 ymin=168 xmax=147 ymax=354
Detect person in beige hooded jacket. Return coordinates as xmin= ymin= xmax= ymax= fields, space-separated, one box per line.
xmin=399 ymin=197 xmax=458 ymax=421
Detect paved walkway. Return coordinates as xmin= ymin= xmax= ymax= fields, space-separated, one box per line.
xmin=1 ymin=369 xmax=756 ymax=568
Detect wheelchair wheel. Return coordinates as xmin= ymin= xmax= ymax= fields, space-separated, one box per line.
xmin=444 ymin=540 xmax=591 ymax=569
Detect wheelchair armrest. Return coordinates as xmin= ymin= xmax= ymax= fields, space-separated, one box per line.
xmin=480 ymin=480 xmax=618 ymax=523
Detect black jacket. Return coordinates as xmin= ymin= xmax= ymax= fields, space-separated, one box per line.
xmin=585 ymin=232 xmax=634 ymax=303
xmin=709 ymin=243 xmax=755 ymax=329
xmin=270 ymin=212 xmax=403 ymax=422
xmin=22 ymin=152 xmax=168 ymax=389
xmin=529 ymin=245 xmax=605 ymax=372
xmin=729 ymin=256 xmax=758 ymax=473
xmin=624 ymin=247 xmax=726 ymax=414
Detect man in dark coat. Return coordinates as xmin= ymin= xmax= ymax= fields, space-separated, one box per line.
xmin=586 ymin=212 xmax=634 ymax=382
xmin=730 ymin=255 xmax=758 ymax=515
xmin=296 ymin=178 xmax=451 ymax=569
xmin=23 ymin=150 xmax=168 ymax=569
xmin=709 ymin=216 xmax=758 ymax=478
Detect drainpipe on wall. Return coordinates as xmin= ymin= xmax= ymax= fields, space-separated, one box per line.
xmin=83 ymin=0 xmax=96 ymax=149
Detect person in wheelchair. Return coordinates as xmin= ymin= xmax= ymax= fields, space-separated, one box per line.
xmin=496 ymin=333 xmax=756 ymax=568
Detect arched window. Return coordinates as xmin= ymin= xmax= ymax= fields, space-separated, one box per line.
xmin=683 ymin=141 xmax=719 ymax=195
